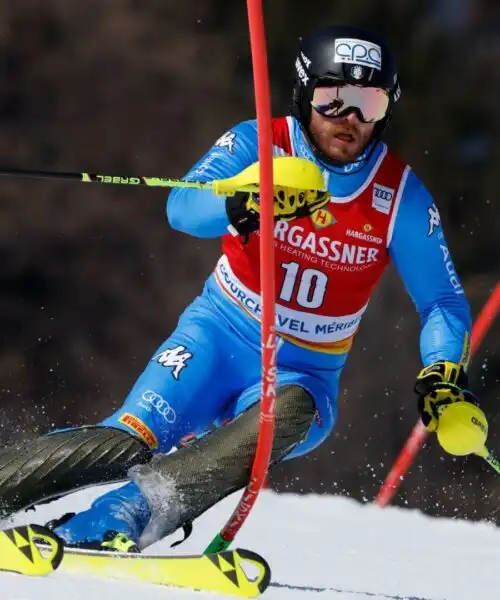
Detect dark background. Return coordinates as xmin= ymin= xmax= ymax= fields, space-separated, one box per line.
xmin=0 ymin=1 xmax=498 ymax=520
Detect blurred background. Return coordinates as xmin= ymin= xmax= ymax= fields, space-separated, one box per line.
xmin=0 ymin=0 xmax=498 ymax=520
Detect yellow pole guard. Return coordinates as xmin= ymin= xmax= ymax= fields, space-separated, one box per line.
xmin=212 ymin=156 xmax=326 ymax=196
xmin=436 ymin=401 xmax=488 ymax=456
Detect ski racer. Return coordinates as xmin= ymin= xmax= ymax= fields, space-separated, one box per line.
xmin=0 ymin=25 xmax=473 ymax=553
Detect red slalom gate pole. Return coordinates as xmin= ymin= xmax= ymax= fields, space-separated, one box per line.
xmin=204 ymin=0 xmax=276 ymax=553
xmin=375 ymin=282 xmax=500 ymax=507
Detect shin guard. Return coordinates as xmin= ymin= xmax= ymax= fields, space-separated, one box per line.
xmin=0 ymin=426 xmax=151 ymax=518
xmin=131 ymin=385 xmax=315 ymax=548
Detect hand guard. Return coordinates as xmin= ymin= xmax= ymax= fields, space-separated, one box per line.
xmin=247 ymin=186 xmax=331 ymax=221
xmin=415 ymin=360 xmax=469 ymax=432
xmin=226 ymin=187 xmax=331 ymax=236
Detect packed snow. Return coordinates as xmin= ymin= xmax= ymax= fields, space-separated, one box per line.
xmin=2 ymin=484 xmax=500 ymax=599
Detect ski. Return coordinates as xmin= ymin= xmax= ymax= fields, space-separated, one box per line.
xmin=0 ymin=523 xmax=64 ymax=576
xmin=0 ymin=524 xmax=271 ymax=598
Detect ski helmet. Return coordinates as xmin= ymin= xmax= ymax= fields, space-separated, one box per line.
xmin=291 ymin=25 xmax=402 ymax=167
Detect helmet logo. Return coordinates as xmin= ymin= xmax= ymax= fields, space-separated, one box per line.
xmin=300 ymin=51 xmax=312 ymax=68
xmin=334 ymin=38 xmax=382 ymax=71
xmin=393 ymin=82 xmax=402 ymax=102
xmin=351 ymin=65 xmax=365 ymax=80
xmin=295 ymin=56 xmax=309 ymax=85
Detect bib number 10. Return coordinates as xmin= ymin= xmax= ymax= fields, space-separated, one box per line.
xmin=279 ymin=261 xmax=328 ymax=309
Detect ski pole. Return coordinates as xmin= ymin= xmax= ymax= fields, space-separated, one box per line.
xmin=475 ymin=446 xmax=500 ymax=475
xmin=0 ymin=156 xmax=327 ymax=196
xmin=0 ymin=166 xmax=255 ymax=194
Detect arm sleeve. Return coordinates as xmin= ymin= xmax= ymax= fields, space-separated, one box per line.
xmin=388 ymin=170 xmax=472 ymax=369
xmin=166 ymin=120 xmax=259 ymax=238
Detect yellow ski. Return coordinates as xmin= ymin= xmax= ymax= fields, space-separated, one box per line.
xmin=0 ymin=524 xmax=63 ymax=576
xmin=0 ymin=524 xmax=271 ymax=598
xmin=58 ymin=546 xmax=271 ymax=598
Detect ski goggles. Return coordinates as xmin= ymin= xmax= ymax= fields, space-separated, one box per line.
xmin=311 ymin=85 xmax=390 ymax=123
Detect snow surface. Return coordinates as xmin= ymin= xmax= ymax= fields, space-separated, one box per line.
xmin=2 ymin=484 xmax=500 ymax=600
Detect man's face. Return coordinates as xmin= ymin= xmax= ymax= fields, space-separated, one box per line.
xmin=309 ymin=107 xmax=376 ymax=164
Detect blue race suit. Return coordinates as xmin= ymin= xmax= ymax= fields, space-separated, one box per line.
xmin=54 ymin=116 xmax=471 ymax=546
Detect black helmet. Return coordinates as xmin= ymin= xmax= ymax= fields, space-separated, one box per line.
xmin=292 ymin=25 xmax=401 ymax=167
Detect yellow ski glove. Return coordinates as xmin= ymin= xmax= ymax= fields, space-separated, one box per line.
xmin=415 ymin=360 xmax=469 ymax=432
xmin=415 ymin=360 xmax=488 ymax=456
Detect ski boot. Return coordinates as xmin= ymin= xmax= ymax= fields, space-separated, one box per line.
xmin=46 ymin=512 xmax=140 ymax=553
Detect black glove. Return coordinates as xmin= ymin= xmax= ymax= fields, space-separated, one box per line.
xmin=226 ymin=186 xmax=331 ymax=237
xmin=226 ymin=191 xmax=260 ymax=236
xmin=415 ymin=360 xmax=469 ymax=432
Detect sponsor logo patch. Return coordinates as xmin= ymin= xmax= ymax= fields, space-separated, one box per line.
xmin=273 ymin=221 xmax=381 ymax=270
xmin=138 ymin=390 xmax=176 ymax=424
xmin=334 ymin=38 xmax=382 ymax=71
xmin=300 ymin=51 xmax=311 ymax=68
xmin=345 ymin=227 xmax=383 ymax=245
xmin=440 ymin=243 xmax=464 ymax=295
xmin=351 ymin=65 xmax=365 ymax=79
xmin=153 ymin=345 xmax=192 ymax=380
xmin=393 ymin=82 xmax=402 ymax=102
xmin=372 ymin=184 xmax=394 ymax=215
xmin=311 ymin=208 xmax=335 ymax=229
xmin=119 ymin=413 xmax=158 ymax=449
xmin=295 ymin=56 xmax=309 ymax=85
xmin=215 ymin=131 xmax=236 ymax=153
xmin=428 ymin=203 xmax=441 ymax=236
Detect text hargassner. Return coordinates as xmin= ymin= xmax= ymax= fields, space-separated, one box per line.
xmin=334 ymin=38 xmax=382 ymax=71
xmin=274 ymin=221 xmax=380 ymax=265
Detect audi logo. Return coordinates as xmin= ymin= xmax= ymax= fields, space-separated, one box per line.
xmin=141 ymin=390 xmax=176 ymax=424
xmin=374 ymin=188 xmax=393 ymax=201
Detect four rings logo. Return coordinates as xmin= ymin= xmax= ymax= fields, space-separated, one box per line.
xmin=139 ymin=390 xmax=176 ymax=424
xmin=374 ymin=187 xmax=393 ymax=201
xmin=372 ymin=184 xmax=394 ymax=215
xmin=334 ymin=38 xmax=382 ymax=71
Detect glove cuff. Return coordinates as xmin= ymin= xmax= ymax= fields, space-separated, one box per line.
xmin=415 ymin=361 xmax=468 ymax=396
xmin=226 ymin=192 xmax=260 ymax=236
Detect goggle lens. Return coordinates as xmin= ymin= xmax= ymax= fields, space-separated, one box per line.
xmin=311 ymin=85 xmax=390 ymax=123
